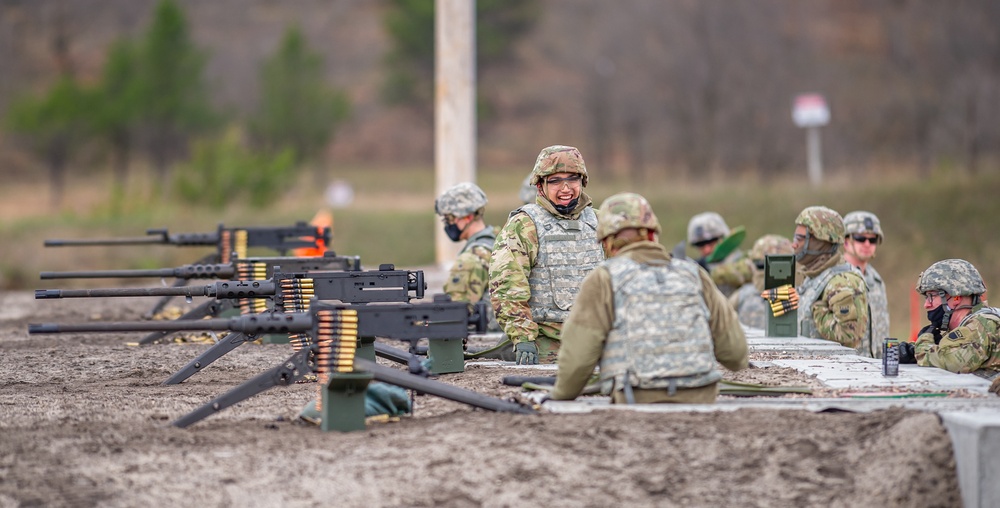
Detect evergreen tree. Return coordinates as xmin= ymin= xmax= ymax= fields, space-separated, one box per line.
xmin=134 ymin=0 xmax=217 ymax=184
xmin=250 ymin=25 xmax=349 ymax=182
xmin=380 ymin=0 xmax=539 ymax=110
xmin=5 ymin=77 xmax=92 ymax=207
xmin=91 ymin=39 xmax=142 ymax=192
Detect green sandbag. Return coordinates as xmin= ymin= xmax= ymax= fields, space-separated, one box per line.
xmin=298 ymin=382 xmax=412 ymax=424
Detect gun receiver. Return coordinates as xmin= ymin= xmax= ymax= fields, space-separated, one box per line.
xmin=44 ymin=221 xmax=331 ymax=257
xmin=38 ymin=252 xmax=362 ymax=280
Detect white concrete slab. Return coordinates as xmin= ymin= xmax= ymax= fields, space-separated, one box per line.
xmin=939 ymin=412 xmax=1000 ymax=508
xmin=772 ymin=358 xmax=994 ymax=394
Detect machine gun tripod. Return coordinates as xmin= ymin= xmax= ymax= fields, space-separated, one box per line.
xmin=29 ymin=299 xmax=535 ymax=431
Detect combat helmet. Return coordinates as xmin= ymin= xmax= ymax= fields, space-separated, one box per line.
xmin=687 ymin=212 xmax=730 ymax=245
xmin=749 ymin=234 xmax=794 ymax=266
xmin=596 ymin=192 xmax=661 ymax=241
xmin=529 ymin=145 xmax=588 ymax=186
xmin=435 ymin=182 xmax=488 ymax=218
xmin=843 ymin=211 xmax=884 ymax=243
xmin=795 ymin=206 xmax=844 ymax=243
xmin=916 ymin=259 xmax=987 ymax=298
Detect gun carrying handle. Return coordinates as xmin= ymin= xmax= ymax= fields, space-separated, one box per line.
xmin=146 ymin=228 xmax=170 ymax=242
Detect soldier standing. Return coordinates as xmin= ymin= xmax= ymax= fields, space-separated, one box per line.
xmin=902 ymin=259 xmax=1000 ymax=392
xmin=686 ymin=212 xmax=752 ymax=297
xmin=550 ymin=193 xmax=748 ymax=403
xmin=434 ymin=183 xmax=498 ymax=330
xmin=729 ymin=234 xmax=794 ymax=329
xmin=842 ymin=210 xmax=890 ymax=355
xmin=488 ymin=145 xmax=604 ymax=365
xmin=790 ymin=206 xmax=871 ymax=354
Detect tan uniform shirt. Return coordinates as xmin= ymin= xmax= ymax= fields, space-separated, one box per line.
xmin=551 ymin=241 xmax=748 ymax=401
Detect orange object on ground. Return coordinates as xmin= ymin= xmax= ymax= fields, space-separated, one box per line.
xmin=293 ymin=209 xmax=333 ymax=257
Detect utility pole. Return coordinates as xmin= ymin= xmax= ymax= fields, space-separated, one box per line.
xmin=434 ymin=0 xmax=476 ymax=266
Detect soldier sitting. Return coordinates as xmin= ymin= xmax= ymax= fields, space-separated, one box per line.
xmin=550 ymin=192 xmax=748 ymax=404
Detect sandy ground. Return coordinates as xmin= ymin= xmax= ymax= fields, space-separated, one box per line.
xmin=0 ymin=288 xmax=966 ymax=508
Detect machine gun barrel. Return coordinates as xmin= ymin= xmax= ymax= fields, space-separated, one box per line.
xmin=34 ymin=280 xmax=276 ymax=300
xmin=40 ymin=264 xmax=237 ymax=280
xmin=43 ymin=222 xmax=330 ymax=253
xmin=28 ymin=312 xmax=313 ymax=335
xmin=44 ymin=235 xmax=178 ymax=247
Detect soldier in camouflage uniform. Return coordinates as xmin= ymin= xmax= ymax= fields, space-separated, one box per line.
xmin=843 ymin=211 xmax=890 ymax=353
xmin=434 ymin=183 xmax=498 ymax=330
xmin=687 ymin=212 xmax=753 ymax=297
xmin=791 ymin=206 xmax=872 ymax=354
xmin=729 ymin=234 xmax=794 ymax=329
xmin=550 ymin=193 xmax=748 ymax=403
xmin=902 ymin=259 xmax=1000 ymax=391
xmin=489 ymin=145 xmax=604 ymax=365
xmin=518 ymin=172 xmax=536 ymax=204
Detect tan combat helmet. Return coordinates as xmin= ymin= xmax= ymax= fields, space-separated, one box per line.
xmin=795 ymin=206 xmax=844 ymax=243
xmin=749 ymin=234 xmax=794 ymax=267
xmin=596 ymin=192 xmax=661 ymax=241
xmin=529 ymin=145 xmax=588 ymax=186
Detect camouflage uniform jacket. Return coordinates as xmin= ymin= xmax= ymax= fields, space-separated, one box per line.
xmin=489 ymin=196 xmax=603 ymax=345
xmin=707 ymin=251 xmax=754 ymax=297
xmin=797 ymin=253 xmax=871 ymax=352
xmin=443 ymin=226 xmax=495 ymax=305
xmin=729 ymin=269 xmax=767 ymax=330
xmin=551 ymin=242 xmax=748 ymax=400
xmin=859 ymin=264 xmax=890 ymax=354
xmin=916 ymin=304 xmax=1000 ymax=375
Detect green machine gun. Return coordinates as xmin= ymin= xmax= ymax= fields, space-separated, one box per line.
xmin=28 ymin=299 xmax=537 ymax=432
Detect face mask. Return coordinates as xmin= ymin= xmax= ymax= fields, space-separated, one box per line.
xmin=443 ymin=222 xmax=463 ymax=242
xmin=926 ymin=303 xmax=947 ymax=330
xmin=552 ymin=197 xmax=579 ymax=215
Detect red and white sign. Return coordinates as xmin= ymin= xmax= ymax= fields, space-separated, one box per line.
xmin=792 ymin=93 xmax=830 ymax=128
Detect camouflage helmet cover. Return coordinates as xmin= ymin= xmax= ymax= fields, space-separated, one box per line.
xmin=843 ymin=210 xmax=884 ymax=243
xmin=916 ymin=259 xmax=987 ymax=297
xmin=529 ymin=145 xmax=588 ymax=186
xmin=596 ymin=192 xmax=662 ymax=241
xmin=687 ymin=212 xmax=730 ymax=244
xmin=435 ymin=182 xmax=488 ymax=217
xmin=749 ymin=234 xmax=794 ymax=262
xmin=795 ymin=206 xmax=844 ymax=243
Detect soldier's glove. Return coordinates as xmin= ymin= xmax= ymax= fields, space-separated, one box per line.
xmin=918 ymin=325 xmax=943 ymax=345
xmin=514 ymin=341 xmax=539 ymax=365
xmin=897 ymin=341 xmax=917 ymax=364
xmin=989 ymin=377 xmax=1000 ymax=395
xmin=761 ymin=284 xmax=799 ymax=317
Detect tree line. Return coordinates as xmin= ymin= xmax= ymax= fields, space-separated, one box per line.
xmin=4 ymin=0 xmax=349 ymax=210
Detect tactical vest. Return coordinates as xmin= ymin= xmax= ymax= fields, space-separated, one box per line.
xmin=732 ymin=282 xmax=767 ymax=330
xmin=863 ymin=265 xmax=890 ymax=357
xmin=798 ymin=263 xmax=872 ymax=355
xmin=460 ymin=226 xmax=496 ymax=258
xmin=519 ymin=204 xmax=603 ymax=323
xmin=599 ymin=256 xmax=720 ymax=394
xmin=461 ymin=225 xmax=499 ymax=330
